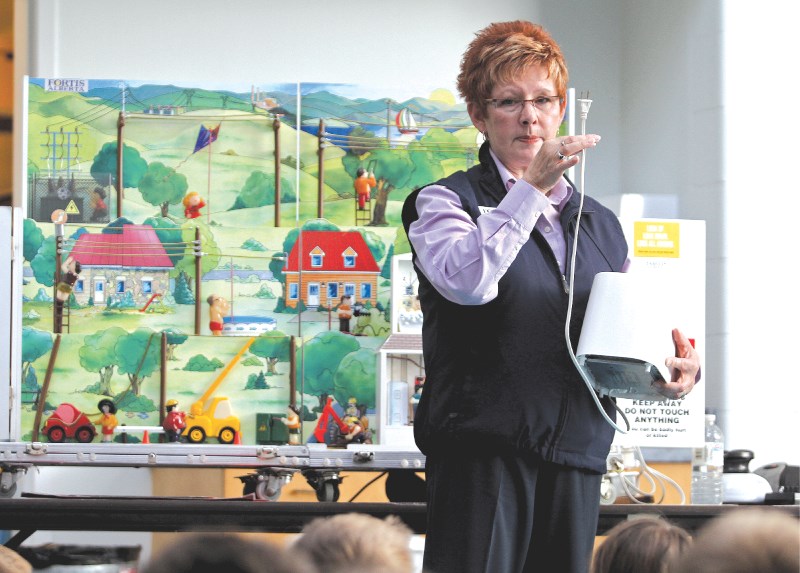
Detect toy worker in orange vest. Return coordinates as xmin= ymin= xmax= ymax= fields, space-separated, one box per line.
xmin=353 ymin=167 xmax=377 ymax=210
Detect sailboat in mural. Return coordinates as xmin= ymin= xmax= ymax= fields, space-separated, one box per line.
xmin=395 ymin=108 xmax=420 ymax=134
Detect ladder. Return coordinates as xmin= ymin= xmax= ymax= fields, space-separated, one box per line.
xmin=355 ymin=196 xmax=371 ymax=225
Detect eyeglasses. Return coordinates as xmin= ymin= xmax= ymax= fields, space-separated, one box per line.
xmin=484 ymin=96 xmax=562 ymax=114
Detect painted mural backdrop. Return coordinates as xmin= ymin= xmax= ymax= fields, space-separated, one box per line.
xmin=20 ymin=77 xmax=480 ymax=446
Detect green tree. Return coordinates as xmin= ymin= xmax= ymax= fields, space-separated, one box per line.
xmin=101 ymin=217 xmax=136 ymax=234
xmin=173 ymin=271 xmax=195 ymax=305
xmin=369 ymin=149 xmax=414 ymax=225
xmin=357 ymin=229 xmax=386 ymax=268
xmin=21 ymin=327 xmax=53 ymax=393
xmin=115 ymin=328 xmax=161 ymax=395
xmin=406 ymin=137 xmax=446 ymax=190
xmin=139 ymin=162 xmax=189 ymax=218
xmin=79 ymin=326 xmax=126 ymax=396
xmin=416 ymin=127 xmax=464 ymax=162
xmin=22 ymin=218 xmax=44 ymax=262
xmin=173 ymin=221 xmax=221 ymax=283
xmin=301 ymin=331 xmax=360 ymax=409
xmin=29 ymin=235 xmax=57 ymax=287
xmin=333 ymin=348 xmax=377 ymax=410
xmin=90 ymin=142 xmax=148 ymax=189
xmin=345 ymin=126 xmax=384 ymax=156
xmin=380 ymin=244 xmax=394 ymax=280
xmin=143 ymin=216 xmax=184 ymax=267
xmin=162 ymin=328 xmax=189 ymax=361
xmin=249 ymin=332 xmax=292 ymax=376
xmin=245 ymin=371 xmax=269 ymax=390
xmin=230 ymin=170 xmax=296 ymax=210
xmin=184 ymin=355 xmax=225 ymax=371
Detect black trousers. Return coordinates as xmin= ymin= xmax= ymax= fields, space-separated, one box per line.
xmin=423 ymin=451 xmax=602 ymax=573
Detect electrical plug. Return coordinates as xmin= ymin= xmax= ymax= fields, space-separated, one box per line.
xmin=577 ymin=91 xmax=593 ymax=120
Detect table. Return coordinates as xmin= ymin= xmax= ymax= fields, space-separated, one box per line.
xmin=1 ymin=495 xmax=797 ymax=550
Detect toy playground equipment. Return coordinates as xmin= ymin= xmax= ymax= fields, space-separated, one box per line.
xmin=183 ymin=337 xmax=255 ymax=444
xmin=139 ymin=293 xmax=164 ymax=313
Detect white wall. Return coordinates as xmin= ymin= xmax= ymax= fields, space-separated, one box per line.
xmin=14 ymin=0 xmax=798 ymax=474
xmin=616 ymin=0 xmax=799 ymax=468
xmin=721 ymin=1 xmax=800 ymax=468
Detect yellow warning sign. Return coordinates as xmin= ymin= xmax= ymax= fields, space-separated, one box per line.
xmin=633 ymin=221 xmax=680 ymax=258
xmin=65 ymin=200 xmax=81 ymax=215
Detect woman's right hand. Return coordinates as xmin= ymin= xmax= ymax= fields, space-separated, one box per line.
xmin=523 ymin=134 xmax=601 ymax=194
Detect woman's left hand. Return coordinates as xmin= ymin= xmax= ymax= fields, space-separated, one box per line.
xmin=655 ymin=328 xmax=701 ymax=400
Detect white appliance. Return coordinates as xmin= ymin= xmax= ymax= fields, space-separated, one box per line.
xmin=576 ymin=272 xmax=684 ymax=401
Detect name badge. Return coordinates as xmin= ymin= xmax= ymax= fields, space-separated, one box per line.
xmin=478 ymin=206 xmax=495 ymax=215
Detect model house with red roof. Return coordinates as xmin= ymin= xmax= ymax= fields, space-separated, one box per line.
xmin=283 ymin=230 xmax=380 ymax=309
xmin=67 ymin=224 xmax=174 ymax=306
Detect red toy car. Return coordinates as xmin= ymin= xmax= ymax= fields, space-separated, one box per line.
xmin=42 ymin=403 xmax=97 ymax=443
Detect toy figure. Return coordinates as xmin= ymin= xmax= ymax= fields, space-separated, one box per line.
xmin=95 ymin=399 xmax=118 ymax=442
xmin=279 ymin=405 xmax=302 ymax=445
xmin=353 ymin=167 xmax=377 ymax=210
xmin=54 ymin=256 xmax=81 ymax=332
xmin=90 ymin=186 xmax=108 ymax=222
xmin=183 ymin=191 xmax=206 ymax=219
xmin=207 ymin=294 xmax=230 ymax=336
xmin=409 ymin=376 xmax=425 ymax=424
xmin=163 ymin=399 xmax=186 ymax=442
xmin=345 ymin=397 xmax=358 ymax=418
xmin=337 ymin=295 xmax=352 ymax=333
xmin=341 ymin=415 xmax=370 ymax=445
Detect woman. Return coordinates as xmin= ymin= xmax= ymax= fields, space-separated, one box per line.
xmin=401 ymin=21 xmax=700 ymax=573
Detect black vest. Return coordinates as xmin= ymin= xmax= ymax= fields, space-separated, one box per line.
xmin=401 ymin=143 xmax=628 ymax=472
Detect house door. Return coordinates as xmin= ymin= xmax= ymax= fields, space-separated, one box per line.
xmin=94 ymin=278 xmax=105 ymax=303
xmin=307 ymin=283 xmax=320 ymax=307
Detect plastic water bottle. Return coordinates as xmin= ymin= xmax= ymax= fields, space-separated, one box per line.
xmin=691 ymin=414 xmax=725 ymax=504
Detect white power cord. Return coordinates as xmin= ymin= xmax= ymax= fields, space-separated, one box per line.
xmin=606 ymin=445 xmax=687 ymax=504
xmin=563 ymin=93 xmax=632 ymax=434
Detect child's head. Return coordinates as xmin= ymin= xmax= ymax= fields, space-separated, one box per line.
xmin=183 ymin=191 xmax=201 ymax=207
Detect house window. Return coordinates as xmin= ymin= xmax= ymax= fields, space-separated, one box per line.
xmin=74 ymin=279 xmax=84 ymax=294
xmin=344 ymin=283 xmax=355 ymax=298
xmin=115 ymin=278 xmax=126 ymax=293
xmin=142 ymin=278 xmax=153 ymax=294
xmin=311 ymin=254 xmax=323 ymax=267
xmin=289 ymin=282 xmax=299 ymax=300
xmin=327 ymin=283 xmax=339 ymax=300
xmin=343 ymin=255 xmax=356 ymax=268
xmin=361 ymin=283 xmax=372 ymax=300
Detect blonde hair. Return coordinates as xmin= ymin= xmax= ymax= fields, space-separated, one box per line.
xmin=293 ymin=513 xmax=414 ymax=573
xmin=672 ymin=508 xmax=800 ymax=573
xmin=457 ymin=20 xmax=568 ymax=113
xmin=182 ymin=191 xmax=199 ymax=207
